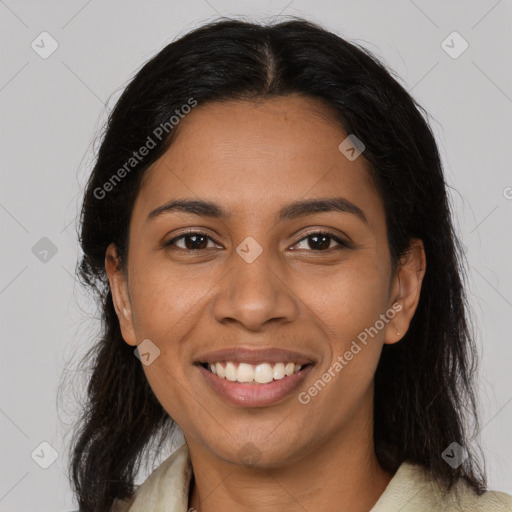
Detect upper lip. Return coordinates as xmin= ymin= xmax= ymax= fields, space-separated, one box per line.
xmin=195 ymin=347 xmax=316 ymax=366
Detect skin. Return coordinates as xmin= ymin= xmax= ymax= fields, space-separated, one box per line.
xmin=106 ymin=94 xmax=426 ymax=512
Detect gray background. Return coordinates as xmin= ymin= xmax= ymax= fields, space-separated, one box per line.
xmin=1 ymin=0 xmax=511 ymax=510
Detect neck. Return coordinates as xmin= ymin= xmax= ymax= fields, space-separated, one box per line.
xmin=187 ymin=400 xmax=393 ymax=512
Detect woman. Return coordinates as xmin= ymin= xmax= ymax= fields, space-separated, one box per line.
xmin=68 ymin=17 xmax=512 ymax=511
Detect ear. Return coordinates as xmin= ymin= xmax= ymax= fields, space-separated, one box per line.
xmin=105 ymin=243 xmax=137 ymax=346
xmin=384 ymin=238 xmax=426 ymax=345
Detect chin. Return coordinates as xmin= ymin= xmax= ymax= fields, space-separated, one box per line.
xmin=204 ymin=433 xmax=308 ymax=469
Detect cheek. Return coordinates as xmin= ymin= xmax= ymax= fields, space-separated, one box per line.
xmin=299 ymin=259 xmax=391 ymax=409
xmin=128 ymin=256 xmax=210 ymax=340
xmin=299 ymin=266 xmax=389 ymax=425
xmin=141 ymin=363 xmax=196 ymax=431
xmin=303 ymin=258 xmax=390 ymax=343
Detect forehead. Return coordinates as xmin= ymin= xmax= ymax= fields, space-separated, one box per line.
xmin=133 ymin=95 xmax=384 ymax=229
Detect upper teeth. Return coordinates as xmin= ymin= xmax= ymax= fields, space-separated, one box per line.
xmin=208 ymin=362 xmax=303 ymax=383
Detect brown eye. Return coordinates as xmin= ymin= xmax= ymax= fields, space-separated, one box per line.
xmin=165 ymin=231 xmax=221 ymax=251
xmin=292 ymin=231 xmax=349 ymax=251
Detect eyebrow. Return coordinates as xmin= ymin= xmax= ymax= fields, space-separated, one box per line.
xmin=147 ymin=197 xmax=368 ymax=225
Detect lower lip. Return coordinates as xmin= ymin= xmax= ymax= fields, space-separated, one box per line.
xmin=196 ymin=364 xmax=314 ymax=407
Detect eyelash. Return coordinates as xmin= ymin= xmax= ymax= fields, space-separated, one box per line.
xmin=164 ymin=230 xmax=350 ymax=252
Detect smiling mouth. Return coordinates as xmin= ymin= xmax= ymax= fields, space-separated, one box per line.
xmin=198 ymin=361 xmax=314 ymax=384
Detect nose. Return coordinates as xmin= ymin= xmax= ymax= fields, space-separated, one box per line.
xmin=211 ymin=248 xmax=299 ymax=332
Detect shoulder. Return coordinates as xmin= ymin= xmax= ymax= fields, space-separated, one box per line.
xmin=110 ymin=494 xmax=136 ymax=512
xmin=372 ymin=462 xmax=512 ymax=512
xmin=110 ymin=443 xmax=193 ymax=512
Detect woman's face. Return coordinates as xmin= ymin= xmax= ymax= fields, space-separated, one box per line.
xmin=107 ymin=94 xmax=424 ymax=467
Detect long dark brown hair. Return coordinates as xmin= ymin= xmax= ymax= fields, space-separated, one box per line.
xmin=64 ymin=17 xmax=486 ymax=511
